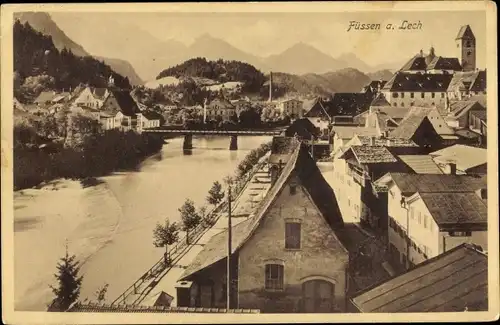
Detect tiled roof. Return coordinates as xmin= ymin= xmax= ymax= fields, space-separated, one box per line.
xmin=388 ymin=114 xmax=427 ymax=139
xmin=382 ymin=72 xmax=453 ymax=92
xmin=470 ymin=70 xmax=487 ymax=91
xmin=350 ymin=146 xmax=398 ymax=164
xmin=68 ymin=302 xmax=260 ymax=313
xmin=398 ymin=155 xmax=443 ymax=174
xmin=456 ymin=25 xmax=475 ymax=40
xmin=351 ymin=244 xmax=487 ymax=312
xmin=331 ymin=126 xmax=380 ymax=140
xmin=426 ymin=56 xmax=462 ymax=71
xmin=181 ymin=144 xmax=344 ymax=280
xmin=387 ymin=173 xmax=487 ymax=195
xmin=468 ymin=94 xmax=487 ymax=107
xmin=356 ymin=136 xmax=418 ymax=147
xmin=447 ymin=100 xmax=483 ymax=119
xmin=420 ymin=192 xmax=487 ymax=228
xmin=470 ymin=110 xmax=487 ymax=122
xmin=454 ymin=128 xmax=482 ymax=139
xmin=430 ymin=144 xmax=487 ymax=171
xmin=355 ymin=106 xmax=411 ymax=124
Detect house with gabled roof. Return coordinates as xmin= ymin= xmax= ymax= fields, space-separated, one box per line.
xmin=33 ymin=90 xmax=57 ymax=106
xmin=447 ymin=70 xmax=486 ymax=100
xmin=444 ymin=99 xmax=485 ymax=129
xmin=389 ymin=114 xmax=445 ymax=150
xmin=350 ymin=243 xmax=488 ymax=313
xmin=72 ymin=87 xmax=110 ymax=109
xmin=374 ymin=172 xmax=487 ymax=271
xmin=102 ymin=89 xmax=142 ymax=132
xmin=176 ymin=144 xmax=349 ymax=313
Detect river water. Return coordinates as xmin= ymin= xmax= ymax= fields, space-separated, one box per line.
xmin=13 ymin=135 xmax=272 ymax=311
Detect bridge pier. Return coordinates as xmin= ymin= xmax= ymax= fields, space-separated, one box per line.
xmin=183 ymin=134 xmax=193 ymax=150
xmin=229 ymin=135 xmax=238 ymax=151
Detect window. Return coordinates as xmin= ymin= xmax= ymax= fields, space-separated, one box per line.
xmin=410 ymin=92 xmax=414 ymax=98
xmin=441 ymin=93 xmax=445 ymax=98
xmin=421 ymin=93 xmax=425 ymax=98
xmin=285 ymin=223 xmax=301 ymax=249
xmin=265 ymin=264 xmax=284 ymax=290
xmin=393 ymin=102 xmax=397 ymax=107
xmin=392 ymin=93 xmax=398 ymax=98
xmin=290 ymin=184 xmax=297 ymax=195
xmin=423 ymin=215 xmax=428 ymax=228
xmin=348 ymin=199 xmax=351 ymax=207
xmin=431 ymin=92 xmax=435 ymax=98
xmin=401 ymin=102 xmax=405 ymax=107
xmin=401 ymin=93 xmax=405 ymax=98
xmin=410 ymin=102 xmax=414 ymax=106
xmin=418 ymin=213 xmax=422 ymax=224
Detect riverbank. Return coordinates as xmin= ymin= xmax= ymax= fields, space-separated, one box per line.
xmin=14 ymin=136 xmax=273 ymax=311
xmin=13 ymin=129 xmax=164 ymax=191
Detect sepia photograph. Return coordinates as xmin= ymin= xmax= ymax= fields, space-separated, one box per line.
xmin=1 ymin=1 xmax=498 ymax=324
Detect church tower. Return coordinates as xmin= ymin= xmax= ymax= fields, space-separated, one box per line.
xmin=456 ymin=25 xmax=476 ymax=72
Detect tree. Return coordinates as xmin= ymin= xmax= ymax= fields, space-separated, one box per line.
xmin=207 ymin=181 xmax=224 ymax=206
xmin=179 ymin=199 xmax=201 ymax=243
xmin=153 ymin=219 xmax=180 ymax=265
xmin=48 ymin=247 xmax=83 ymax=311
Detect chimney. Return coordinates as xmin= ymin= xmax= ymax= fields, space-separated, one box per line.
xmin=476 ymin=188 xmax=487 ymax=200
xmin=420 ymin=49 xmax=424 ymax=57
xmin=447 ymin=162 xmax=457 ymax=175
xmin=269 ymin=71 xmax=273 ymax=102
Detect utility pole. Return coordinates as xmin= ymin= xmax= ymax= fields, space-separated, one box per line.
xmin=226 ymin=183 xmax=232 ymax=310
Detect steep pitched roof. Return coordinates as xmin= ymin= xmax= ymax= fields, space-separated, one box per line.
xmin=304 ymin=97 xmax=331 ymax=118
xmin=284 ymin=118 xmax=320 ymax=138
xmin=326 ymin=92 xmax=374 ymax=116
xmin=370 ymin=93 xmax=390 ymax=106
xmin=426 ymin=56 xmax=462 ymax=71
xmin=108 ymin=90 xmax=140 ymax=117
xmin=448 ymin=101 xmax=485 ymax=119
xmin=388 ymin=114 xmax=428 ymax=139
xmin=456 ymin=25 xmax=475 ymax=40
xmin=382 ymin=72 xmax=453 ymax=92
xmin=180 ymin=144 xmax=344 ymax=280
xmin=470 ymin=110 xmax=487 ymax=122
xmin=331 ymin=125 xmax=380 ymax=140
xmin=347 ymin=146 xmax=398 ymax=164
xmin=398 ymin=155 xmax=443 ymax=174
xmin=447 ymin=70 xmax=486 ymax=92
xmin=400 ymin=55 xmax=427 ymax=71
xmin=430 ymin=144 xmax=487 ymax=171
xmin=351 ymin=244 xmax=487 ymax=312
xmin=419 ymin=192 xmax=487 ymax=228
xmin=34 ymin=91 xmax=56 ymax=104
xmin=386 ymin=173 xmax=487 ymax=195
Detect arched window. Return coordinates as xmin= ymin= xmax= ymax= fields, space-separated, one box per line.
xmin=302 ymin=280 xmax=335 ymax=313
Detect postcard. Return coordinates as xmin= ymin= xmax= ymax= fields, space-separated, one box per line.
xmin=1 ymin=1 xmax=498 ymax=324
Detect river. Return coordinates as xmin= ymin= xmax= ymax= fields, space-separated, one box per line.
xmin=13 ymin=135 xmax=272 ymax=311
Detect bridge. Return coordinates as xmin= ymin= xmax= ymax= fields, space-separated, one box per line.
xmin=142 ymin=127 xmax=285 ymax=150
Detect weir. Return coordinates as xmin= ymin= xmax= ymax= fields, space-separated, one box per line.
xmin=229 ymin=135 xmax=238 ymax=151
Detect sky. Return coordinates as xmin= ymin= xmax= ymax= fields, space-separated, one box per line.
xmin=50 ymin=10 xmax=487 ymax=68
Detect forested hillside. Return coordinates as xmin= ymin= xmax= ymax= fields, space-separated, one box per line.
xmin=14 ymin=20 xmax=131 ymax=102
xmin=156 ymin=57 xmax=265 ymax=93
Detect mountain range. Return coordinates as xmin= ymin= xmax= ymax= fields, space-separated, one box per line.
xmin=14 ymin=12 xmax=144 ymax=85
xmin=17 ymin=12 xmax=402 ymax=94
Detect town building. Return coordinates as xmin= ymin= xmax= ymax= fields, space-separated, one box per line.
xmin=447 ymin=70 xmax=486 ymax=100
xmin=350 ymin=243 xmax=488 ymax=312
xmin=284 ymin=118 xmax=320 ymax=141
xmin=444 ymin=99 xmax=485 ymax=129
xmin=469 ymin=109 xmax=487 ymax=146
xmin=276 ymin=99 xmax=304 ymax=118
xmin=176 ymin=144 xmax=348 ymax=313
xmin=204 ymin=97 xmax=237 ymax=122
xmin=137 ymin=111 xmax=163 ymax=132
xmin=429 ymin=144 xmax=487 ymax=175
xmin=33 ymin=90 xmax=57 ymax=107
xmin=101 ymin=89 xmax=142 ymax=132
xmin=72 ymin=87 xmax=110 ymax=109
xmin=375 ymin=173 xmax=487 ymax=270
xmin=388 ymin=113 xmax=447 ymax=150
xmin=379 ymin=72 xmax=454 ymax=108
xmin=399 ymin=47 xmax=462 ymax=74
xmin=456 ymin=24 xmax=477 ymax=72
xmin=333 ymin=139 xmax=428 ymax=231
